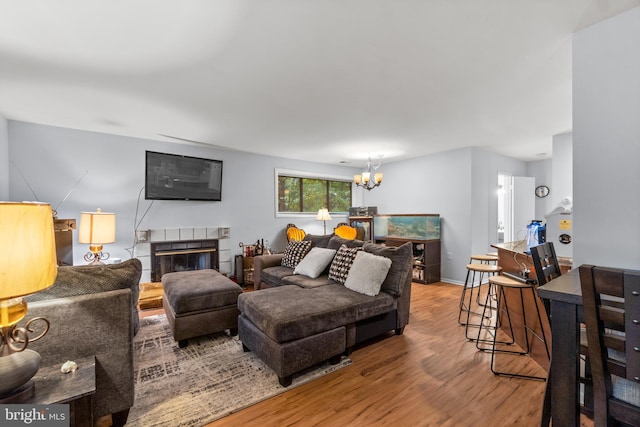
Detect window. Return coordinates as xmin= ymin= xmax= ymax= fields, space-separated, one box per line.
xmin=276 ymin=169 xmax=352 ymax=216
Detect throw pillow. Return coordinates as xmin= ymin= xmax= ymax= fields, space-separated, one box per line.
xmin=328 ymin=244 xmax=362 ymax=284
xmin=293 ymin=247 xmax=337 ymax=278
xmin=281 ymin=240 xmax=312 ymax=268
xmin=344 ymin=251 xmax=392 ymax=296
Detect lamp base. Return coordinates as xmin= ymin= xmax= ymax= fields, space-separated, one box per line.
xmin=0 ymin=348 xmax=41 ymax=398
xmin=0 ymin=380 xmax=35 ymax=403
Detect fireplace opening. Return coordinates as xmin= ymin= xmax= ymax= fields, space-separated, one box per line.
xmin=151 ymin=239 xmax=219 ymax=282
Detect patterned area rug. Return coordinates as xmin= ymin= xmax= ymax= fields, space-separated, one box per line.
xmin=126 ymin=315 xmax=352 ymax=427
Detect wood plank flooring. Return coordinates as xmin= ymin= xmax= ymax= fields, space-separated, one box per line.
xmin=205 ymin=282 xmax=594 ymax=427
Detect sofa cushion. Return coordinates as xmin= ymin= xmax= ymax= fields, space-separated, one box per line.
xmin=281 ymin=274 xmax=335 ymax=289
xmin=281 ymin=240 xmax=312 ymax=268
xmin=303 ymin=233 xmax=334 ymax=248
xmin=238 ymin=284 xmax=395 ymax=343
xmin=293 ymin=247 xmax=336 ymax=278
xmin=344 ymin=251 xmax=392 ymax=296
xmin=328 ymin=244 xmax=362 ymax=284
xmin=327 ymin=236 xmax=364 ymax=250
xmin=363 ymin=242 xmax=413 ymax=297
xmin=260 ymin=265 xmax=295 ymax=288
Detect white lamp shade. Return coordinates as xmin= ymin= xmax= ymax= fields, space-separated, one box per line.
xmin=79 ymin=209 xmax=116 ymax=244
xmin=0 ymin=202 xmax=57 ymax=299
xmin=316 ymin=208 xmax=332 ymax=221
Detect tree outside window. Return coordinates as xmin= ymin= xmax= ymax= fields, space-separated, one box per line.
xmin=278 ymin=175 xmax=351 ymax=214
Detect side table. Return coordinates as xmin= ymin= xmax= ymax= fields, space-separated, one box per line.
xmin=26 ymin=355 xmax=96 ymax=427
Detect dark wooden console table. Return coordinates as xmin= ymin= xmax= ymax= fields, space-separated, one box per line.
xmin=26 ymin=355 xmax=96 ymax=427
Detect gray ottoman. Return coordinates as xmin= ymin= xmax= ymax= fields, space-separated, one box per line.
xmin=162 ymin=269 xmax=243 ymax=348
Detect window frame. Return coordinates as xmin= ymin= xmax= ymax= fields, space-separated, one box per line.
xmin=274 ymin=168 xmax=353 ymax=218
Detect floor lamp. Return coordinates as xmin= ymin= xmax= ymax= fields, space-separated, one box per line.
xmin=316 ymin=208 xmax=332 ymax=235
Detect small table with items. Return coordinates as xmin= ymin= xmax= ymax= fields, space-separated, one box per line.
xmin=26 ymin=355 xmax=96 ymax=427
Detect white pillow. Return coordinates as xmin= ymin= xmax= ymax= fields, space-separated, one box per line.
xmin=344 ymin=251 xmax=392 ymax=296
xmin=293 ymin=247 xmax=337 ymax=278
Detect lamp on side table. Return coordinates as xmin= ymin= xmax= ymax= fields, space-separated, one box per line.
xmin=0 ymin=202 xmax=57 ymax=403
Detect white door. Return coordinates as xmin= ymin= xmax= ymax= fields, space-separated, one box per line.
xmin=512 ymin=176 xmax=536 ymax=241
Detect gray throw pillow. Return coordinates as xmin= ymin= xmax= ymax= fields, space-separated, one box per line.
xmin=281 ymin=240 xmax=312 ymax=268
xmin=363 ymin=242 xmax=412 ymax=297
xmin=344 ymin=251 xmax=393 ymax=296
xmin=293 ymin=247 xmax=337 ymax=278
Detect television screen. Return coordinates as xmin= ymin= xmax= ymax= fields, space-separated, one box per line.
xmin=145 ymin=151 xmax=223 ymax=201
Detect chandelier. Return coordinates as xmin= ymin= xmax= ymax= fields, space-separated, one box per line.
xmin=353 ymin=155 xmax=383 ymax=191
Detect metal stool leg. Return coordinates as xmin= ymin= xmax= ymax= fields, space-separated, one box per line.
xmin=464 ymin=271 xmax=491 ymax=341
xmin=488 ymin=286 xmax=548 ymax=380
xmin=475 ymin=283 xmax=516 ymax=348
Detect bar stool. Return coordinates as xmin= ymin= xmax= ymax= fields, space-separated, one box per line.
xmin=476 ymin=274 xmax=550 ymax=380
xmin=459 ymin=263 xmax=502 ymax=341
xmin=469 ymin=254 xmax=498 ymax=306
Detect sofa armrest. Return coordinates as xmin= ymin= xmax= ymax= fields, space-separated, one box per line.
xmin=26 ymin=258 xmax=142 ymax=335
xmin=25 ymin=289 xmax=134 ymax=421
xmin=253 ymin=254 xmax=284 ymax=290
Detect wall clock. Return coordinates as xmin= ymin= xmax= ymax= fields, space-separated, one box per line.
xmin=535 ymin=185 xmax=550 ymax=198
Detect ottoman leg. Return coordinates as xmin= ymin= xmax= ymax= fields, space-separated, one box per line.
xmin=279 ymin=375 xmax=293 ymax=387
xmin=229 ymin=328 xmax=238 ymax=337
xmin=178 ymin=339 xmax=188 ymax=348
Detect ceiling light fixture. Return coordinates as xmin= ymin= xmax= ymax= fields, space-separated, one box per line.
xmin=353 ymin=154 xmax=383 ymax=191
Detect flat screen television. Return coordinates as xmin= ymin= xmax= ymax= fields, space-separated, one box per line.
xmin=145 ymin=151 xmax=223 ymax=201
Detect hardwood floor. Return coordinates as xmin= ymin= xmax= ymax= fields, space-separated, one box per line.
xmin=206 ymin=282 xmax=594 ymax=427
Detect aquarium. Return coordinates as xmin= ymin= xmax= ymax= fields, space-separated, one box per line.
xmin=373 ymin=214 xmax=440 ymax=241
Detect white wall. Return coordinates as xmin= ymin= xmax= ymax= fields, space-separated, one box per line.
xmin=0 ymin=114 xmax=8 ymax=200
xmin=527 ymin=158 xmax=552 ymax=220
xmin=8 ymin=120 xmax=533 ymax=284
xmin=361 ymin=147 xmax=528 ymax=284
xmin=8 ymin=121 xmax=358 ymax=267
xmin=551 ymin=132 xmax=573 ymax=207
xmin=573 ymin=7 xmax=640 ymax=268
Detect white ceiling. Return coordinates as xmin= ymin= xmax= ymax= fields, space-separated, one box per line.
xmin=1 ymin=1 xmax=639 ymax=167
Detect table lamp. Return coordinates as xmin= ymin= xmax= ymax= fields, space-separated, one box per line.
xmin=79 ymin=208 xmax=116 ymax=265
xmin=316 ymin=208 xmax=332 ymax=235
xmin=0 ymin=202 xmax=56 ymax=402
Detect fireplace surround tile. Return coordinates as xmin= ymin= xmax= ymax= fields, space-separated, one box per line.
xmin=194 ymin=227 xmax=207 ymax=239
xmin=150 ymin=229 xmax=166 ymax=242
xmin=165 ymin=228 xmax=180 ymax=241
xmin=179 ymin=228 xmax=194 ymax=240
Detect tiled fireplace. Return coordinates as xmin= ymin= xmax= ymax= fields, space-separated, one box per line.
xmin=150 ymin=239 xmax=219 ymax=282
xmin=134 ymin=226 xmax=231 ymax=283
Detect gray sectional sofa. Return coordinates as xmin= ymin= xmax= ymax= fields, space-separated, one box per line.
xmin=238 ymin=234 xmax=413 ymax=386
xmin=23 ymin=259 xmax=141 ymax=426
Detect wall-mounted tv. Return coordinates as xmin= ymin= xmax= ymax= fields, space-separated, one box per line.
xmin=145 ymin=151 xmax=223 ymax=201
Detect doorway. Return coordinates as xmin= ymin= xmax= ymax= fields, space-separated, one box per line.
xmin=497 ymin=173 xmax=535 ymax=244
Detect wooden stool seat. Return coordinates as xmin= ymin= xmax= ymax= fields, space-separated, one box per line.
xmin=488 ymin=275 xmax=530 ymax=288
xmin=465 ymin=263 xmax=501 ymax=273
xmin=470 ymin=254 xmax=498 ymax=263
